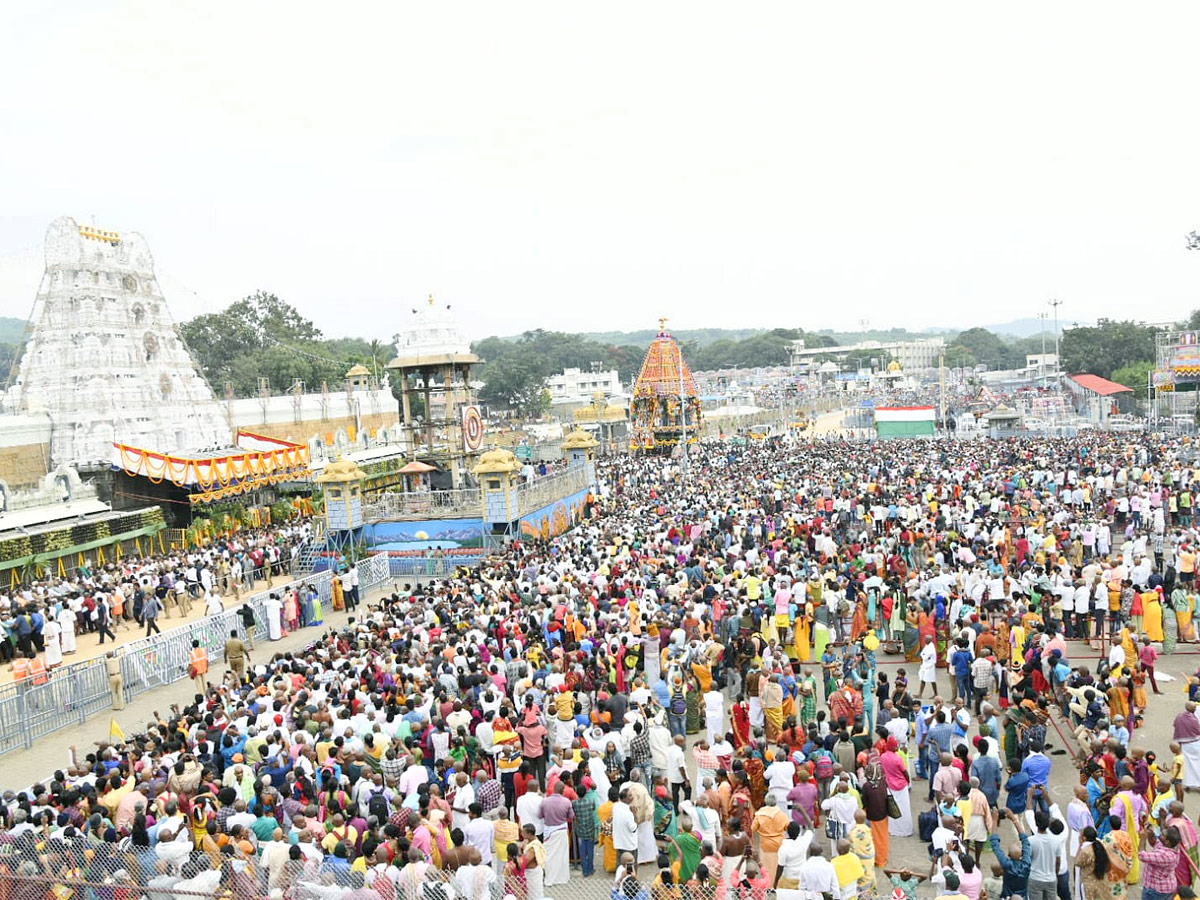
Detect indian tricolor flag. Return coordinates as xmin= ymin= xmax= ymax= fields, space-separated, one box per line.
xmin=874 ymin=406 xmax=936 ymax=438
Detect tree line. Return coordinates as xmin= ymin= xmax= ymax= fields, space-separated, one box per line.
xmin=10 ymin=288 xmax=1182 ymax=413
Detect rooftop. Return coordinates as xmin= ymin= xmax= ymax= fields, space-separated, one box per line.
xmin=1068 ymin=373 xmax=1133 ymax=396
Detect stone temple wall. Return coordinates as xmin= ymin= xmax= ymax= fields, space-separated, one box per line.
xmin=232 ymin=411 xmax=398 ymax=446
xmin=0 ymin=414 xmax=52 ymax=488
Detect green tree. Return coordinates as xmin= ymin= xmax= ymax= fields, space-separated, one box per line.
xmin=478 ymin=356 xmax=548 ymax=416
xmin=944 ymin=344 xmax=975 ymax=369
xmin=947 ymin=328 xmax=1023 ymax=370
xmin=1059 ymin=319 xmax=1158 ymax=380
xmin=1110 ymin=360 xmax=1154 ymax=394
xmin=180 ymin=292 xmax=391 ymax=396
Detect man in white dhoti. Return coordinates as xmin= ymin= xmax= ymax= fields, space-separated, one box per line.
xmin=643 ymin=633 xmax=661 ymax=685
xmin=263 ymin=594 xmax=283 ymax=640
xmin=450 ymin=771 xmax=475 ymax=832
xmin=537 ymin=783 xmax=573 ymax=887
xmin=555 ymin=716 xmax=575 ymax=751
xmin=918 ymin=635 xmax=939 ymax=697
xmin=623 ymin=779 xmax=657 ymax=864
xmin=42 ymin=617 xmax=62 ymax=668
xmin=57 ymin=606 xmax=76 ymax=655
xmin=1173 ymin=702 xmax=1200 ymax=790
xmin=612 ymin=789 xmax=639 ymax=871
xmin=522 ymin=824 xmax=546 ymax=900
xmin=703 ymin=687 xmax=725 ymax=744
xmin=749 ymin=669 xmax=765 ymax=729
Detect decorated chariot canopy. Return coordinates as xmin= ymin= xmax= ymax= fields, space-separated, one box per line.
xmin=630 ymin=318 xmax=701 ymax=452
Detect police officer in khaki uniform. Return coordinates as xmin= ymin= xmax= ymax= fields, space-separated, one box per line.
xmin=223 ymin=628 xmax=249 ymax=684
xmin=105 ymin=650 xmax=124 ymax=710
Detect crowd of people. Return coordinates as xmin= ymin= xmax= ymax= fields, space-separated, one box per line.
xmin=0 ymin=521 xmax=315 ymax=678
xmin=5 ymin=434 xmax=1200 ymax=900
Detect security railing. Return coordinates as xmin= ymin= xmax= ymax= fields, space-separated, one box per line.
xmin=0 ymin=552 xmax=392 ymax=756
xmin=0 ymin=858 xmax=469 ymax=900
xmin=514 ymin=466 xmax=589 ymax=518
xmin=363 ymin=487 xmax=481 ymax=521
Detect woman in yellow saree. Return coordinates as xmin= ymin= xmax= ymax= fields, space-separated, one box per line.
xmin=762 ymin=608 xmax=779 ymax=644
xmin=598 ymin=791 xmax=617 ymax=872
xmin=1116 ymin=791 xmax=1141 ymax=885
xmin=1121 ymin=628 xmax=1137 ymax=666
xmin=794 ymin=606 xmax=811 ymax=663
xmin=1178 ymin=590 xmax=1196 ymax=642
xmin=1010 ymin=622 xmax=1027 ymax=662
xmin=1143 ymin=589 xmax=1164 ymax=643
xmin=691 ymin=660 xmax=713 ymax=693
xmin=1107 ymin=681 xmax=1130 ymax=722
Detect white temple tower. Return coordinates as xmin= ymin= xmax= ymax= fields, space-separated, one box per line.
xmin=4 ymin=217 xmax=230 ymax=467
xmin=384 ymin=295 xmax=481 ymax=489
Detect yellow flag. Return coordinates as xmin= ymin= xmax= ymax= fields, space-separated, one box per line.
xmin=109 ymin=717 xmax=125 ymax=743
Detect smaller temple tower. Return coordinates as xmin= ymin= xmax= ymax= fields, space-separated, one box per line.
xmin=561 ymin=429 xmax=598 ymax=489
xmin=474 ymin=448 xmax=521 ymax=527
xmin=345 ymin=364 xmax=371 ymax=392
xmin=385 ymin=296 xmax=481 ymax=489
xmin=314 ymin=457 xmax=367 ymax=553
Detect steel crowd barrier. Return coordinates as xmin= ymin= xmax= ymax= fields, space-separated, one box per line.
xmin=0 ymin=555 xmax=394 ymax=756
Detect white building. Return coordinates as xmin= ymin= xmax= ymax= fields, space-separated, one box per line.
xmin=3 ymin=217 xmax=229 ymax=467
xmin=1025 ymin=353 xmax=1059 ymax=373
xmin=546 ymin=367 xmax=623 ymax=405
xmin=789 ymin=337 xmax=945 ymax=373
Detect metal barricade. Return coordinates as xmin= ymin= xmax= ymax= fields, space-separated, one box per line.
xmin=355 ymin=552 xmax=390 ymax=591
xmin=0 ymin=563 xmax=358 ymax=756
xmin=0 ymin=689 xmax=30 ymax=754
xmin=24 ymin=662 xmax=114 ymax=744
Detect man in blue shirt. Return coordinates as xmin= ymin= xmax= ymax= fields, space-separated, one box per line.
xmin=1004 ymin=759 xmax=1030 ymax=815
xmin=914 ymin=703 xmax=932 ymax=779
xmin=820 ymin=648 xmax=839 ymax=700
xmin=969 ymin=738 xmax=1002 ymax=807
xmin=1020 ymin=741 xmax=1052 ymax=816
xmin=951 ymin=640 xmax=973 ymax=703
xmin=988 ymin=808 xmax=1032 ymax=898
xmin=925 ymin=710 xmax=953 ymax=801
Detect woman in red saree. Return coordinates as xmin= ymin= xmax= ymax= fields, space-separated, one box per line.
xmin=731 ymin=699 xmax=751 ymax=749
xmin=743 ymin=750 xmax=767 ymax=810
xmin=917 ymin=609 xmax=936 ymax=648
xmin=850 ymin=598 xmax=869 ymax=642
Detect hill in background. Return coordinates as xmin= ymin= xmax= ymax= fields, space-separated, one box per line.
xmin=0 ymin=316 xmax=25 ymax=345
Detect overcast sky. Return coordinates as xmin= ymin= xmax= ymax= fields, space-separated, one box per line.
xmin=2 ymin=2 xmax=1200 ymax=342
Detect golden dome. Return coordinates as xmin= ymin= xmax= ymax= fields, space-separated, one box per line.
xmin=314 ymin=457 xmax=368 ymax=483
xmin=472 ymin=447 xmax=521 ymax=474
xmin=561 ymin=429 xmax=599 ymax=450
xmin=345 ymin=364 xmax=371 ymax=377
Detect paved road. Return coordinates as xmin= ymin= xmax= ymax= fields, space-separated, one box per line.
xmin=0 ymin=581 xmax=398 ymax=788
xmin=0 ymin=571 xmax=303 ymax=687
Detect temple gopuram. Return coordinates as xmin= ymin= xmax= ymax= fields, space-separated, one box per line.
xmin=630 ymin=319 xmax=701 ymax=453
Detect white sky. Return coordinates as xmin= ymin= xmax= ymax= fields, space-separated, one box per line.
xmin=2 ymin=2 xmax=1200 ymax=341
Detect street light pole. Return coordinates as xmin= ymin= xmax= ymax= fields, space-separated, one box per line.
xmin=1049 ymin=299 xmax=1062 ymax=369
xmin=678 ymin=342 xmax=688 ymax=476
xmin=1037 ymin=311 xmax=1048 ymax=383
